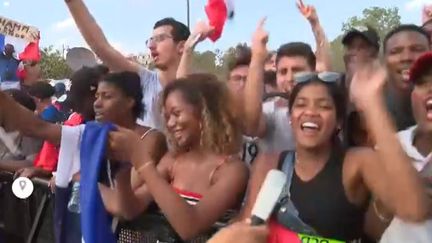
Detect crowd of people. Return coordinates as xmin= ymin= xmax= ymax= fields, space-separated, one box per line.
xmin=0 ymin=0 xmax=431 ymax=242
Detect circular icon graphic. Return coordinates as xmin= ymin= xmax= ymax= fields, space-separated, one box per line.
xmin=12 ymin=177 xmax=34 ymax=199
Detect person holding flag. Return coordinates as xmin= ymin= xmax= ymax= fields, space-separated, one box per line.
xmin=64 ymin=0 xmax=213 ymax=129
xmin=0 ymin=70 xmax=168 ymax=243
xmin=0 ymin=44 xmax=20 ymax=84
xmin=0 ymin=16 xmax=40 ymax=91
xmin=205 ymin=0 xmax=235 ymax=42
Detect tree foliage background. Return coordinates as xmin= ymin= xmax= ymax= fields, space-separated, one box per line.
xmin=38 ymin=6 xmax=401 ymax=79
xmin=186 ymin=6 xmax=402 ymax=75
xmin=39 ymin=46 xmax=72 ymax=80
xmin=189 ymin=44 xmax=245 ymax=80
xmin=342 ymin=7 xmax=401 ymax=40
xmin=331 ymin=7 xmax=401 ymax=71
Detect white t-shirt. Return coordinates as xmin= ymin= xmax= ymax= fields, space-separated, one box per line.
xmin=137 ymin=68 xmax=163 ymax=129
xmin=380 ymin=125 xmax=432 ymax=243
xmin=397 ymin=126 xmax=432 ymax=171
xmin=258 ymin=100 xmax=295 ymax=153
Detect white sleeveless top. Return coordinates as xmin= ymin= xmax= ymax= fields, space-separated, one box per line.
xmin=380 ymin=126 xmax=432 ymax=243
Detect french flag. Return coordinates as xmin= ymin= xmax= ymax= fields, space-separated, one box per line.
xmin=205 ymin=0 xmax=235 ymax=42
xmin=0 ymin=34 xmax=40 ymax=61
xmin=0 ymin=16 xmax=40 ymax=61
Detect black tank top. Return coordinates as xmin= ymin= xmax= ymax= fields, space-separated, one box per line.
xmin=277 ymin=149 xmax=367 ymax=242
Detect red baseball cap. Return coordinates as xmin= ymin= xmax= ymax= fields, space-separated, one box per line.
xmin=409 ymin=51 xmax=432 ymax=83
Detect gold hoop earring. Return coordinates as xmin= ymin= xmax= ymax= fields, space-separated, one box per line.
xmin=199 ymin=122 xmax=204 ymax=147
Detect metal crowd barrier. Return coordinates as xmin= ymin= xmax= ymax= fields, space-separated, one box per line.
xmin=0 ymin=171 xmax=212 ymax=243
xmin=0 ymin=172 xmax=54 ymax=243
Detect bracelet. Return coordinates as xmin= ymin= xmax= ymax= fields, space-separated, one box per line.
xmin=373 ymin=200 xmax=392 ymax=223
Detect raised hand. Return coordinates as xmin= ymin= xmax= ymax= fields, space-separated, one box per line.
xmin=423 ymin=5 xmax=432 ymax=24
xmin=296 ymin=0 xmax=319 ymax=24
xmin=108 ymin=126 xmax=143 ymax=164
xmin=251 ymin=18 xmax=269 ymax=60
xmin=350 ymin=60 xmax=388 ymax=111
xmin=185 ymin=20 xmax=215 ymax=50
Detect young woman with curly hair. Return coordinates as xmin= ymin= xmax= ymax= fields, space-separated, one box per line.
xmin=108 ymin=73 xmax=249 ymax=242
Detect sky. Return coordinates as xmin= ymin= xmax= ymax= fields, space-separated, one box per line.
xmin=1 ymin=0 xmax=432 ymax=55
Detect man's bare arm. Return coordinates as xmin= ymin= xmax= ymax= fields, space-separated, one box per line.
xmin=66 ymin=0 xmax=141 ymax=73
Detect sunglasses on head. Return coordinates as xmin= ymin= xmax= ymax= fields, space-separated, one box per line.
xmin=294 ymin=72 xmax=341 ymax=84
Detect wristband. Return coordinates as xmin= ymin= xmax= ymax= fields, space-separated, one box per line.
xmin=373 ymin=200 xmax=392 ymax=223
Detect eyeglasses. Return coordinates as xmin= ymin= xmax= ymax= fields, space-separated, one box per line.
xmin=145 ymin=34 xmax=173 ymax=47
xmin=294 ymin=72 xmax=341 ymax=84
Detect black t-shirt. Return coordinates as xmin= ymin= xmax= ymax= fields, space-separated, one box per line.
xmin=384 ymin=85 xmax=415 ymax=131
xmin=276 ymin=149 xmax=368 ymax=242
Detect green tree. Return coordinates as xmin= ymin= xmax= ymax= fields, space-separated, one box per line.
xmin=330 ymin=36 xmax=345 ymax=72
xmin=39 ymin=46 xmax=72 ymax=80
xmin=191 ymin=50 xmax=218 ymax=73
xmin=342 ymin=7 xmax=401 ymax=41
xmin=330 ymin=7 xmax=402 ymax=71
xmin=189 ymin=43 xmax=246 ymax=81
xmin=217 ymin=43 xmax=249 ymax=80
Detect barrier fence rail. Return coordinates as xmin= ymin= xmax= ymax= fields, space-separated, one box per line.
xmin=0 ymin=172 xmax=211 ymax=243
xmin=0 ymin=171 xmax=54 ymax=243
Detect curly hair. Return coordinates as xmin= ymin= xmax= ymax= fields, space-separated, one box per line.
xmin=68 ymin=65 xmax=109 ymax=116
xmin=161 ymin=73 xmax=242 ymax=155
xmin=102 ymin=71 xmax=144 ymax=120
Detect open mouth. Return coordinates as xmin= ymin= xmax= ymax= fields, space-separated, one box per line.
xmin=426 ymin=98 xmax=432 ymax=120
xmin=151 ymin=52 xmax=159 ymax=60
xmin=95 ymin=111 xmax=104 ymax=120
xmin=301 ymin=122 xmax=320 ymax=132
xmin=171 ymin=129 xmax=183 ymax=140
xmin=400 ymin=69 xmax=410 ymax=82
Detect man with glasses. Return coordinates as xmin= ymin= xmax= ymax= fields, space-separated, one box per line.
xmin=65 ymin=0 xmax=195 ymax=128
xmin=227 ymin=45 xmax=251 ymax=94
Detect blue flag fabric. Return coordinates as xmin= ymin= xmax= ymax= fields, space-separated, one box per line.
xmin=54 ymin=186 xmax=82 ymax=243
xmin=80 ymin=122 xmax=116 ymax=243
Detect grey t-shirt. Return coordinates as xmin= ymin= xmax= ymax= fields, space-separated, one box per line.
xmin=258 ymin=100 xmax=296 ymax=152
xmin=138 ymin=68 xmax=163 ymax=129
xmin=0 ymin=128 xmax=42 ymax=161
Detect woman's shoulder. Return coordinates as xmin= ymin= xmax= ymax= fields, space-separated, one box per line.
xmin=211 ymin=155 xmax=249 ymax=186
xmin=135 ymin=125 xmax=165 ymax=140
xmin=223 ymin=155 xmax=249 ymax=173
xmin=253 ymin=152 xmax=284 ymax=171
